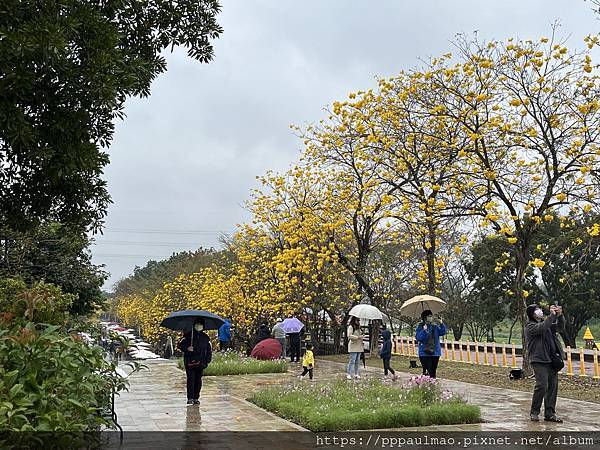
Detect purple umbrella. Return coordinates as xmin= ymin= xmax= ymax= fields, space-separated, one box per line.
xmin=281 ymin=317 xmax=304 ymax=334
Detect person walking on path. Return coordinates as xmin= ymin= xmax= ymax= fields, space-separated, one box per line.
xmin=272 ymin=318 xmax=287 ymax=359
xmin=177 ymin=319 xmax=212 ymax=405
xmin=218 ymin=318 xmax=231 ymax=352
xmin=253 ymin=321 xmax=271 ymax=347
xmin=298 ymin=343 xmax=315 ymax=380
xmin=347 ymin=316 xmax=364 ymax=380
xmin=525 ymin=303 xmax=566 ymax=423
xmin=415 ymin=309 xmax=446 ymax=379
xmin=380 ymin=328 xmax=396 ymax=380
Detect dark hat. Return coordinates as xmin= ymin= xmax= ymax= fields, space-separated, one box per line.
xmin=526 ymin=304 xmax=538 ymax=320
xmin=421 ymin=309 xmax=433 ymax=321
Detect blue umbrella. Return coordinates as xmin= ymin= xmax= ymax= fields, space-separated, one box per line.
xmin=281 ymin=317 xmax=304 ymax=334
xmin=160 ymin=310 xmax=225 ymax=332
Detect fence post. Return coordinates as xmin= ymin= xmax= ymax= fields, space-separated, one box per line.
xmin=593 ymin=349 xmax=600 ymax=380
xmin=566 ymin=346 xmax=574 ymax=376
xmin=459 ymin=341 xmax=464 ymax=362
xmin=392 ymin=335 xmax=397 ymax=355
xmin=501 ymin=344 xmax=508 ymax=368
xmin=451 ymin=340 xmax=456 ymax=362
xmin=474 ymin=341 xmax=480 ymax=365
xmin=400 ymin=336 xmax=405 ymax=356
xmin=412 ymin=337 xmax=417 ymax=357
xmin=443 ymin=338 xmax=449 ymax=361
xmin=511 ymin=344 xmax=518 ymax=369
xmin=466 ymin=341 xmax=472 ymax=364
xmin=579 ymin=348 xmax=587 ymax=377
xmin=483 ymin=342 xmax=489 ymax=365
xmin=492 ymin=342 xmax=498 ymax=367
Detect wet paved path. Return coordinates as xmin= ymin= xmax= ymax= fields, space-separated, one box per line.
xmin=115 ymin=358 xmax=600 ymax=432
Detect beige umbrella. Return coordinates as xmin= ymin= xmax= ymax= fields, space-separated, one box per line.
xmin=400 ymin=295 xmax=446 ymax=320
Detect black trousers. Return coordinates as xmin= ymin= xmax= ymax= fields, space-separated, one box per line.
xmin=300 ymin=366 xmax=313 ymax=379
xmin=219 ymin=340 xmax=229 ymax=351
xmin=382 ymin=357 xmax=395 ymax=376
xmin=290 ymin=341 xmax=301 ymax=362
xmin=185 ymin=365 xmax=204 ymax=400
xmin=531 ymin=363 xmax=559 ymax=417
xmin=419 ymin=356 xmax=440 ymax=378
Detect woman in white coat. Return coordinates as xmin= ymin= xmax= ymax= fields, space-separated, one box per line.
xmin=347 ymin=316 xmax=363 ymax=379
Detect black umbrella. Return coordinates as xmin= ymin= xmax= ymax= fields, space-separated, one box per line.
xmin=160 ymin=310 xmax=225 ymax=332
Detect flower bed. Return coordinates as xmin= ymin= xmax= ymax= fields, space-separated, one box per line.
xmin=248 ymin=375 xmax=481 ymax=431
xmin=178 ymin=350 xmax=287 ymax=376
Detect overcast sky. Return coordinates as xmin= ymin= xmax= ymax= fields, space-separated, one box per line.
xmin=92 ymin=0 xmax=599 ymax=290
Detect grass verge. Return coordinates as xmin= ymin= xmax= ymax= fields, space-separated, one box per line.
xmin=320 ymin=354 xmax=600 ymax=404
xmin=177 ymin=351 xmax=287 ymax=376
xmin=248 ymin=377 xmax=480 ymax=431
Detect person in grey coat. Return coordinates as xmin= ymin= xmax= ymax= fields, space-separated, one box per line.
xmin=524 ymin=303 xmax=565 ymax=423
xmin=272 ymin=318 xmax=287 ymax=359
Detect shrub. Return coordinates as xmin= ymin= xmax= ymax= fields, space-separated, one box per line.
xmin=0 ymin=278 xmax=74 ymax=325
xmin=0 ymin=322 xmax=133 ymax=434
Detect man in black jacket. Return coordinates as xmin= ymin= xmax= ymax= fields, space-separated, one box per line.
xmin=178 ymin=319 xmax=212 ymax=405
xmin=524 ymin=303 xmax=565 ymax=423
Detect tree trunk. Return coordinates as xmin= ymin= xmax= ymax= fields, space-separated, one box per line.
xmin=508 ymin=316 xmax=518 ymax=344
xmin=425 ymin=223 xmax=437 ymax=293
xmin=514 ymin=244 xmax=531 ymax=373
xmin=370 ymin=321 xmax=381 ymax=358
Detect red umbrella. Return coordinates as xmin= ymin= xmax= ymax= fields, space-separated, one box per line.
xmin=251 ymin=338 xmax=282 ymax=360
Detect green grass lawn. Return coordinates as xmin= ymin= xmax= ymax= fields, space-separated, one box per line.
xmin=320 ymin=354 xmax=600 ymax=404
xmin=248 ymin=377 xmax=480 ymax=431
xmin=177 ymin=351 xmax=287 ymax=376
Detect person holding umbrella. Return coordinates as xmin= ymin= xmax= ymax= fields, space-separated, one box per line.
xmin=160 ymin=309 xmax=224 ymax=405
xmin=177 ymin=318 xmax=212 ymax=405
xmin=415 ymin=310 xmax=446 ymax=378
xmin=282 ymin=316 xmax=304 ymax=363
xmin=347 ymin=316 xmax=364 ymax=380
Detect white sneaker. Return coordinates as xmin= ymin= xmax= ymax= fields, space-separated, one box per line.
xmin=346 ymin=374 xmax=352 ymax=380
xmin=354 ymin=374 xmax=361 ymax=380
xmin=299 ymin=375 xmax=305 ymax=380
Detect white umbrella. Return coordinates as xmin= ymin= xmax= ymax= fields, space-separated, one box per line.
xmin=400 ymin=295 xmax=446 ymax=320
xmin=348 ymin=304 xmax=383 ymax=321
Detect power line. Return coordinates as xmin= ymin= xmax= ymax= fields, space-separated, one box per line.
xmin=102 ymin=228 xmax=233 ymax=235
xmin=92 ymin=241 xmax=221 ymax=246
xmin=93 ymin=253 xmax=202 ymax=258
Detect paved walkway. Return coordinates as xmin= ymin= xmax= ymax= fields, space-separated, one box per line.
xmin=115 ymin=358 xmax=600 ymax=432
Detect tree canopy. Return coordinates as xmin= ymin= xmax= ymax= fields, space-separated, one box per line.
xmin=0 ymin=0 xmax=222 ymax=233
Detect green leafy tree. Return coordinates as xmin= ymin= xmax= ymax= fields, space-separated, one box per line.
xmin=0 ymin=0 xmax=222 ymax=232
xmin=535 ymin=215 xmax=600 ymax=347
xmin=0 ymin=224 xmax=107 ymax=315
xmin=464 ymin=236 xmax=540 ymax=342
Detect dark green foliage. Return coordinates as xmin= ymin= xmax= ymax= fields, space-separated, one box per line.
xmin=0 ymin=323 xmax=133 ymax=432
xmin=535 ymin=215 xmax=600 ymax=347
xmin=0 ymin=0 xmax=222 ymax=233
xmin=461 ymin=214 xmax=600 ymax=345
xmin=0 ymin=223 xmax=107 ymax=315
xmin=0 ymin=278 xmax=74 ymax=325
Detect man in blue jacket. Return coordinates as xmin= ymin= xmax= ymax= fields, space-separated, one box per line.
xmin=218 ymin=318 xmax=231 ymax=352
xmin=415 ymin=309 xmax=446 ymax=378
